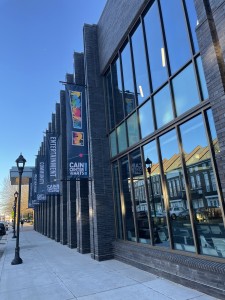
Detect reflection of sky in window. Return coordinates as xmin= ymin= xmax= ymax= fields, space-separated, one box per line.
xmin=131 ymin=24 xmax=150 ymax=104
xmin=144 ymin=1 xmax=167 ymax=90
xmin=180 ymin=114 xmax=207 ymax=154
xmin=143 ymin=140 xmax=158 ymax=166
xmin=207 ymin=109 xmax=216 ymax=140
xmin=184 ymin=0 xmax=199 ymax=53
xmin=173 ymin=64 xmax=200 ymax=116
xmin=154 ymin=84 xmax=173 ymax=128
xmin=159 ymin=129 xmax=179 ymax=160
xmin=160 ymin=0 xmax=191 ymax=74
xmin=121 ymin=42 xmax=135 ymax=94
xmin=139 ymin=100 xmax=154 ymax=138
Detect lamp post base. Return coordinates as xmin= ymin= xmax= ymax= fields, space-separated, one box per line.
xmin=12 ymin=235 xmax=17 ymax=239
xmin=11 ymin=248 xmax=23 ymax=265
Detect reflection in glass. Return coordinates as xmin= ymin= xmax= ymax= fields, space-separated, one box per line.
xmin=160 ymin=129 xmax=195 ymax=252
xmin=121 ymin=156 xmax=136 ymax=241
xmin=131 ymin=24 xmax=150 ymax=105
xmin=110 ymin=131 xmax=117 ymax=157
xmin=154 ymin=84 xmax=173 ymax=129
xmin=184 ymin=0 xmax=199 ymax=53
xmin=112 ymin=59 xmax=124 ymax=124
xmin=173 ymin=64 xmax=200 ymax=116
xmin=160 ymin=0 xmax=191 ymax=74
xmin=180 ymin=115 xmax=225 ymax=257
xmin=139 ymin=100 xmax=154 ymax=139
xmin=117 ymin=123 xmax=127 ymax=153
xmin=127 ymin=112 xmax=139 ymax=147
xmin=144 ymin=1 xmax=167 ymax=90
xmin=207 ymin=109 xmax=220 ymax=156
xmin=143 ymin=141 xmax=169 ymax=247
xmin=121 ymin=43 xmax=136 ymax=115
xmin=130 ymin=149 xmax=150 ymax=244
xmin=113 ymin=163 xmax=123 ymax=239
xmin=196 ymin=56 xmax=209 ymax=100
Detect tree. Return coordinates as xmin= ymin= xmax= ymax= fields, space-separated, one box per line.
xmin=0 ymin=176 xmax=32 ymax=219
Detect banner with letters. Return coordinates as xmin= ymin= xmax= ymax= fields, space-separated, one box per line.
xmin=28 ymin=177 xmax=34 ymax=208
xmin=37 ymin=155 xmax=46 ymax=201
xmin=32 ymin=167 xmax=39 ymax=205
xmin=46 ymin=132 xmax=60 ymax=194
xmin=65 ymin=84 xmax=89 ymax=179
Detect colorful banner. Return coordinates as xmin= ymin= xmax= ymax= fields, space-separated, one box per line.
xmin=46 ymin=133 xmax=60 ymax=194
xmin=66 ymin=84 xmax=89 ymax=179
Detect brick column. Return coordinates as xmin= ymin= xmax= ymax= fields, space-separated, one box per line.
xmin=50 ymin=195 xmax=55 ymax=239
xmin=77 ymin=179 xmax=90 ymax=253
xmin=55 ymin=194 xmax=60 ymax=242
xmin=67 ymin=180 xmax=77 ymax=248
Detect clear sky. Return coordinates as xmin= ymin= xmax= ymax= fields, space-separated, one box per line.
xmin=0 ymin=0 xmax=107 ymax=195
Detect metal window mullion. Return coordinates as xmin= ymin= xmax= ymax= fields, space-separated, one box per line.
xmin=111 ymin=162 xmax=120 ymax=240
xmin=128 ymin=153 xmax=139 ymax=242
xmin=118 ymin=50 xmax=126 ymax=121
xmin=203 ymin=110 xmax=225 ymax=228
xmin=156 ymin=137 xmax=173 ymax=248
xmin=109 ymin=64 xmax=117 ymax=131
xmin=129 ymin=32 xmax=138 ymax=109
xmin=176 ymin=125 xmax=200 ymax=254
xmin=118 ymin=158 xmax=127 ymax=241
xmin=141 ymin=146 xmax=154 ymax=246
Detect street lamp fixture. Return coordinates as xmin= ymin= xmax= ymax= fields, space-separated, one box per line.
xmin=11 ymin=153 xmax=26 ymax=265
xmin=145 ymin=158 xmax=152 ymax=175
xmin=12 ymin=191 xmax=19 ymax=239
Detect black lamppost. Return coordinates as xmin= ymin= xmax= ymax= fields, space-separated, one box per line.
xmin=11 ymin=154 xmax=26 ymax=265
xmin=12 ymin=191 xmax=19 ymax=238
xmin=145 ymin=158 xmax=156 ymax=217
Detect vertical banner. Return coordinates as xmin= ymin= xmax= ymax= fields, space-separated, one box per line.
xmin=66 ymin=85 xmax=89 ymax=178
xmin=32 ymin=167 xmax=39 ymax=205
xmin=37 ymin=155 xmax=46 ymax=201
xmin=46 ymin=133 xmax=60 ymax=194
xmin=28 ymin=178 xmax=34 ymax=208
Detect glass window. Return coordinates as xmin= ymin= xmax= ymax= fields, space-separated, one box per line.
xmin=121 ymin=42 xmax=136 ymax=115
xmin=144 ymin=1 xmax=167 ymax=91
xmin=172 ymin=64 xmax=200 ymax=116
xmin=121 ymin=156 xmax=136 ymax=241
xmin=143 ymin=140 xmax=169 ymax=247
xmin=117 ymin=123 xmax=127 ymax=153
xmin=111 ymin=59 xmax=124 ymax=124
xmin=196 ymin=56 xmax=209 ymax=100
xmin=159 ymin=129 xmax=194 ymax=252
xmin=131 ymin=24 xmax=150 ymax=105
xmin=180 ymin=115 xmax=225 ymax=257
xmin=105 ymin=71 xmax=114 ymax=129
xmin=110 ymin=131 xmax=117 ymax=157
xmin=154 ymin=84 xmax=173 ymax=129
xmin=131 ymin=149 xmax=150 ymax=244
xmin=184 ymin=0 xmax=199 ymax=53
xmin=139 ymin=100 xmax=154 ymax=139
xmin=127 ymin=112 xmax=139 ymax=147
xmin=207 ymin=109 xmax=220 ymax=155
xmin=160 ymin=0 xmax=191 ymax=74
xmin=113 ymin=162 xmax=124 ymax=239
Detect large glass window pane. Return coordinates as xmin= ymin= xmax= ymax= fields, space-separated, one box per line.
xmin=154 ymin=84 xmax=173 ymax=129
xmin=131 ymin=23 xmax=150 ymax=105
xmin=110 ymin=131 xmax=117 ymax=157
xmin=113 ymin=162 xmax=123 ymax=239
xmin=172 ymin=64 xmax=200 ymax=116
xmin=131 ymin=149 xmax=150 ymax=244
xmin=207 ymin=109 xmax=220 ymax=156
xmin=139 ymin=100 xmax=154 ymax=139
xmin=121 ymin=156 xmax=136 ymax=241
xmin=105 ymin=71 xmax=114 ymax=129
xmin=184 ymin=0 xmax=199 ymax=53
xmin=196 ymin=56 xmax=209 ymax=100
xmin=121 ymin=43 xmax=136 ymax=115
xmin=111 ymin=59 xmax=124 ymax=124
xmin=144 ymin=1 xmax=167 ymax=91
xmin=117 ymin=123 xmax=127 ymax=153
xmin=160 ymin=0 xmax=191 ymax=74
xmin=127 ymin=112 xmax=139 ymax=147
xmin=143 ymin=141 xmax=169 ymax=247
xmin=160 ymin=129 xmax=195 ymax=252
xmin=180 ymin=115 xmax=225 ymax=257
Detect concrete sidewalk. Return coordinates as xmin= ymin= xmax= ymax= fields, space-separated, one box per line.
xmin=0 ymin=226 xmax=218 ymax=300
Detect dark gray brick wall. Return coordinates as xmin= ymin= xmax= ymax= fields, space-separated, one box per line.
xmin=67 ymin=180 xmax=77 ymax=248
xmin=195 ymin=0 xmax=225 ymax=202
xmin=97 ymin=0 xmax=147 ymax=72
xmin=76 ymin=179 xmax=90 ymax=254
xmin=74 ymin=52 xmax=85 ymax=86
xmin=60 ymin=90 xmax=67 ymax=245
xmin=84 ymin=24 xmax=115 ymax=261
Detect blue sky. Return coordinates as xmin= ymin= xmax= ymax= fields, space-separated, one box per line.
xmin=0 ymin=0 xmax=106 ymax=193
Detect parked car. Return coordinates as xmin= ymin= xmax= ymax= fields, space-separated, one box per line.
xmin=0 ymin=223 xmax=6 ymax=235
xmin=170 ymin=207 xmax=188 ymax=219
xmin=2 ymin=221 xmax=9 ymax=231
